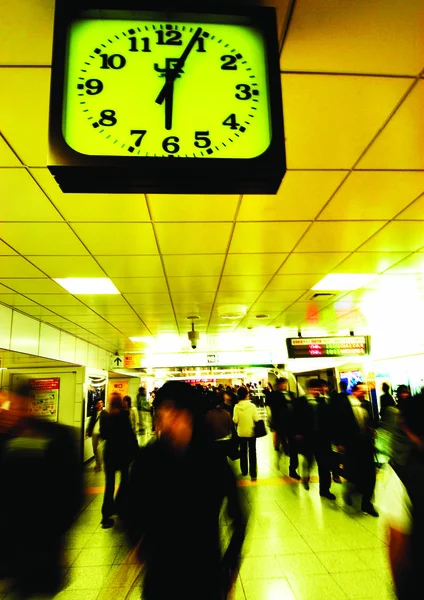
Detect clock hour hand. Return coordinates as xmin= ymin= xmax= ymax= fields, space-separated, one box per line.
xmin=155 ymin=27 xmax=203 ymax=107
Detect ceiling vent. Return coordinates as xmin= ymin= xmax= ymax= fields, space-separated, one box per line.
xmin=255 ymin=314 xmax=269 ymax=319
xmin=307 ymin=292 xmax=335 ymax=301
xmin=186 ymin=315 xmax=201 ymax=320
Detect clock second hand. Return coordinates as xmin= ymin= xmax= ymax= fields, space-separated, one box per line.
xmin=155 ymin=26 xmax=203 ymax=125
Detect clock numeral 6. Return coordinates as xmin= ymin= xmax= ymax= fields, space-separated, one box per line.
xmin=235 ymin=84 xmax=252 ymax=100
xmin=162 ymin=136 xmax=180 ymax=154
xmin=100 ymin=54 xmax=126 ymax=70
xmin=85 ymin=79 xmax=103 ymax=95
xmin=99 ymin=110 xmax=117 ymax=126
xmin=194 ymin=131 xmax=211 ymax=149
xmin=221 ymin=55 xmax=237 ymax=70
xmin=130 ymin=130 xmax=147 ymax=147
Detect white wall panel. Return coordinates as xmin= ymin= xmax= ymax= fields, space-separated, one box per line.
xmin=87 ymin=344 xmax=98 ymax=369
xmin=59 ymin=331 xmax=76 ymax=363
xmin=39 ymin=322 xmax=60 ymax=359
xmin=0 ymin=304 xmax=12 ymax=349
xmin=10 ymin=311 xmax=40 ymax=355
xmin=75 ymin=338 xmax=88 ymax=367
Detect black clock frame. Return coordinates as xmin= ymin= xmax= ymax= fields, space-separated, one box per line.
xmin=48 ymin=0 xmax=286 ymax=194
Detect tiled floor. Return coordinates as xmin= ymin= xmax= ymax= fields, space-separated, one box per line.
xmin=0 ymin=435 xmax=396 ymax=599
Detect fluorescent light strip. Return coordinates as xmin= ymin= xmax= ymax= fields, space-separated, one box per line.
xmin=312 ymin=273 xmax=376 ymax=291
xmin=54 ymin=278 xmax=120 ymax=294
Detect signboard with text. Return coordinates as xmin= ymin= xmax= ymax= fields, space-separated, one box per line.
xmin=28 ymin=377 xmax=59 ymax=421
xmin=286 ymin=336 xmax=370 ymax=359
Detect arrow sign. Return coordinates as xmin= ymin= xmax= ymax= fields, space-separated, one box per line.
xmin=113 ymin=356 xmax=122 ymax=366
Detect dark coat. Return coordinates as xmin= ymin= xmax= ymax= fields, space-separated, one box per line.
xmin=86 ymin=408 xmax=104 ymax=437
xmin=100 ymin=410 xmax=138 ymax=467
xmin=267 ymin=390 xmax=296 ymax=436
xmin=294 ymin=395 xmax=332 ymax=442
xmin=126 ymin=437 xmax=246 ymax=600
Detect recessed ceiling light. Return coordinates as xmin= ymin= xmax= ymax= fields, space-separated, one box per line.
xmin=217 ymin=304 xmax=247 ymax=319
xmin=312 ymin=274 xmax=376 ymax=291
xmin=186 ymin=315 xmax=201 ymax=320
xmin=255 ymin=314 xmax=269 ymax=319
xmin=54 ymin=278 xmax=120 ymax=294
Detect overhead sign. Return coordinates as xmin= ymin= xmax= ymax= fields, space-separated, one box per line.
xmin=110 ymin=355 xmax=124 ymax=370
xmin=124 ymin=354 xmax=142 ymax=368
xmin=286 ymin=336 xmax=370 ymax=359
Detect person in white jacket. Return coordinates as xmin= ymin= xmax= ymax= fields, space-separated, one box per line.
xmin=233 ymin=387 xmax=259 ymax=480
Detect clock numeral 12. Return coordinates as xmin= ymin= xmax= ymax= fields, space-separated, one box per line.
xmin=129 ymin=37 xmax=151 ymax=52
xmin=156 ymin=30 xmax=182 ymax=46
xmin=100 ymin=54 xmax=126 ymax=69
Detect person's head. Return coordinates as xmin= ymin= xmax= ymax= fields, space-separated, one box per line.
xmin=396 ymin=385 xmax=411 ymax=402
xmin=339 ymin=380 xmax=348 ymax=393
xmin=306 ymin=378 xmax=321 ymax=398
xmin=276 ymin=377 xmax=288 ymax=392
xmin=351 ymin=383 xmax=367 ymax=401
xmin=138 ymin=386 xmax=146 ymax=396
xmin=154 ymin=381 xmax=199 ymax=449
xmin=95 ymin=399 xmax=104 ymax=411
xmin=237 ymin=387 xmax=249 ymax=401
xmin=318 ymin=378 xmax=329 ymax=396
xmin=108 ymin=393 xmax=123 ymax=414
xmin=123 ymin=395 xmax=131 ymax=409
xmin=399 ymin=396 xmax=424 ymax=450
xmin=222 ymin=392 xmax=233 ymax=406
xmin=382 ymin=382 xmax=390 ymax=394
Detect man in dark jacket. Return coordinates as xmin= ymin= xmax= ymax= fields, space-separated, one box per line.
xmin=126 ymin=381 xmax=246 ymax=600
xmin=333 ymin=383 xmax=378 ymax=516
xmin=294 ymin=378 xmax=335 ymax=499
xmin=267 ymin=377 xmax=300 ymax=479
xmin=85 ymin=398 xmax=104 ymax=471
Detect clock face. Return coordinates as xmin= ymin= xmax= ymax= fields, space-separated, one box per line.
xmin=63 ymin=18 xmax=272 ymax=159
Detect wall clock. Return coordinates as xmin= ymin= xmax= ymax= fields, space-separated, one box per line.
xmin=48 ymin=1 xmax=286 ymax=194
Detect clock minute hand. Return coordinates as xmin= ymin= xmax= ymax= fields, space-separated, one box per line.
xmin=155 ymin=27 xmax=203 ymax=106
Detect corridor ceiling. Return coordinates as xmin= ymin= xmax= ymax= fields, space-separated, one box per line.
xmin=0 ymin=0 xmax=423 ymax=353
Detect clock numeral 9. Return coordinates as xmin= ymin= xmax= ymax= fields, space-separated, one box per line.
xmin=162 ymin=136 xmax=180 ymax=154
xmin=156 ymin=30 xmax=182 ymax=46
xmin=221 ymin=55 xmax=237 ymax=70
xmin=100 ymin=54 xmax=126 ymax=69
xmin=235 ymin=84 xmax=252 ymax=100
xmin=129 ymin=37 xmax=151 ymax=52
xmin=99 ymin=110 xmax=117 ymax=126
xmin=85 ymin=79 xmax=103 ymax=95
xmin=194 ymin=131 xmax=211 ymax=149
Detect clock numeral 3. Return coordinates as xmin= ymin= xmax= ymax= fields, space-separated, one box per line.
xmin=99 ymin=110 xmax=117 ymax=126
xmin=235 ymin=84 xmax=252 ymax=100
xmin=156 ymin=30 xmax=182 ymax=46
xmin=162 ymin=136 xmax=180 ymax=154
xmin=100 ymin=54 xmax=126 ymax=69
xmin=194 ymin=131 xmax=211 ymax=149
xmin=85 ymin=79 xmax=103 ymax=95
xmin=222 ymin=114 xmax=240 ymax=130
xmin=129 ymin=37 xmax=151 ymax=52
xmin=130 ymin=130 xmax=147 ymax=147
xmin=221 ymin=55 xmax=237 ymax=70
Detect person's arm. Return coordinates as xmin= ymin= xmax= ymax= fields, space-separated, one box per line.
xmin=233 ymin=406 xmax=239 ymax=425
xmin=252 ymin=404 xmax=259 ymax=423
xmin=389 ymin=527 xmax=410 ymax=592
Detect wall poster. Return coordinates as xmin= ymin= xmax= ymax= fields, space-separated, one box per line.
xmin=28 ymin=377 xmax=60 ymax=421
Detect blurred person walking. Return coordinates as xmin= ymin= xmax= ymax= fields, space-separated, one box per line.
xmin=126 ymin=381 xmax=246 ymax=600
xmin=0 ymin=384 xmax=82 ymax=597
xmin=268 ymin=377 xmax=300 ymax=479
xmin=137 ymin=386 xmax=151 ymax=434
xmin=100 ymin=393 xmax=138 ymax=528
xmin=123 ymin=395 xmax=139 ymax=434
xmin=233 ymin=387 xmax=259 ymax=481
xmin=85 ymin=398 xmax=105 ymax=471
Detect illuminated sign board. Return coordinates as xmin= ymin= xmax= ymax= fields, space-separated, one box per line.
xmin=286 ymin=336 xmax=370 ymax=359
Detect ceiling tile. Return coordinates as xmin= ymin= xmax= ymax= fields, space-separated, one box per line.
xmin=318 ymin=172 xmax=424 ymax=220
xmin=92 ymin=305 xmax=135 ymax=316
xmin=239 ymin=171 xmax=347 ymax=220
xmin=30 ymin=169 xmax=151 ymax=221
xmin=0 ymin=241 xmax=16 ymax=255
xmin=25 ymin=294 xmax=84 ymax=306
xmin=295 ymin=221 xmax=385 ymax=252
xmin=112 ymin=277 xmax=168 ymax=294
xmin=281 ymin=0 xmax=424 ymax=75
xmin=385 ymin=253 xmax=424 ymax=274
xmin=148 ymin=194 xmax=239 ymax=221
xmin=0 ymin=169 xmax=61 ymax=221
xmin=0 ymin=68 xmax=49 ymax=165
xmin=123 ymin=293 xmax=171 ymax=306
xmin=95 ymin=255 xmax=164 ymax=278
xmin=77 ymin=295 xmax=128 ymax=307
xmin=282 ymin=74 xmax=410 ymax=169
xmin=27 ymin=256 xmax=104 ymax=278
xmin=358 ymin=81 xmax=424 ymax=170
xmin=72 ymin=223 xmax=157 ymax=255
xmin=333 ymin=252 xmax=410 ymax=274
xmin=132 ymin=305 xmax=175 ymax=315
xmin=223 ymin=254 xmax=287 ymax=276
xmin=359 ymin=222 xmax=424 ymax=252
xmin=266 ymin=274 xmax=321 ymax=290
xmin=259 ymin=290 xmax=304 ymax=302
xmin=215 ymin=291 xmax=258 ymax=303
xmin=219 ymin=275 xmax=272 ymax=292
xmin=278 ymin=253 xmax=348 ymax=274
xmin=168 ymin=277 xmax=219 ymax=293
xmin=396 ymin=193 xmax=424 ymax=220
xmin=0 ymin=293 xmax=39 ymax=306
xmin=171 ymin=292 xmax=216 ymax=304
xmin=156 ymin=223 xmax=232 ymax=254
xmin=0 ymin=257 xmax=45 ymax=278
xmin=163 ymin=255 xmax=225 ymax=277
xmin=105 ymin=314 xmax=144 ymax=323
xmin=0 ymin=223 xmax=88 ymax=255
xmin=46 ymin=305 xmax=97 ymax=317
xmin=230 ymin=222 xmax=309 ymax=253
xmin=0 ymin=279 xmax=66 ymax=294
xmin=0 ymin=136 xmax=21 ymax=166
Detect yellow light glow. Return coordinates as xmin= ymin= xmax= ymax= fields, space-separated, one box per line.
xmin=54 ymin=278 xmax=120 ymax=294
xmin=312 ymin=273 xmax=376 ymax=291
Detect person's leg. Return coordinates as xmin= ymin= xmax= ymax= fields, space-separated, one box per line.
xmin=288 ymin=436 xmax=300 ymax=478
xmin=299 ymin=443 xmax=313 ymax=490
xmin=115 ymin=463 xmax=130 ymax=520
xmin=315 ymin=442 xmax=333 ymax=497
xmin=239 ymin=438 xmax=248 ymax=476
xmin=101 ymin=464 xmax=116 ymax=525
xmin=248 ymin=437 xmax=257 ymax=480
xmin=92 ymin=434 xmax=101 ymax=471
